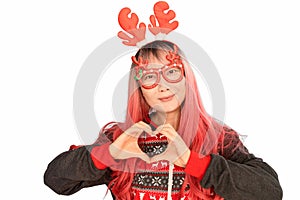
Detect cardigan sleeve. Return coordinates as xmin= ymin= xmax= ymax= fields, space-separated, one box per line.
xmin=44 ymin=145 xmax=113 ymax=195
xmin=44 ymin=123 xmax=119 ymax=195
xmin=199 ymin=126 xmax=283 ymax=200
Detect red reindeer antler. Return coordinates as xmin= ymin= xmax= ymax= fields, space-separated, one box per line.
xmin=118 ymin=7 xmax=146 ymax=46
xmin=148 ymin=1 xmax=179 ymax=35
xmin=131 ymin=56 xmax=148 ymax=81
xmin=131 ymin=56 xmax=148 ymax=67
xmin=166 ymin=45 xmax=182 ymax=65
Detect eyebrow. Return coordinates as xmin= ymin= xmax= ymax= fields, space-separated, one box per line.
xmin=143 ymin=64 xmax=169 ymax=70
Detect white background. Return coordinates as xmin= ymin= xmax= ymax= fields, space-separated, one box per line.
xmin=0 ymin=0 xmax=299 ymax=199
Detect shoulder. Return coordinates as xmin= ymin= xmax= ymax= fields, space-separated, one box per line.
xmin=94 ymin=122 xmax=124 ymax=144
xmin=217 ymin=122 xmax=251 ymax=161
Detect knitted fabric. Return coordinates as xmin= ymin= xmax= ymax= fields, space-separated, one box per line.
xmin=132 ymin=133 xmax=189 ymax=200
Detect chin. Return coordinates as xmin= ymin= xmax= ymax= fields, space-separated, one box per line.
xmin=158 ymin=104 xmax=181 ymax=114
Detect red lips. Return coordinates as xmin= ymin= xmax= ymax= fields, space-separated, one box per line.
xmin=158 ymin=94 xmax=175 ymax=102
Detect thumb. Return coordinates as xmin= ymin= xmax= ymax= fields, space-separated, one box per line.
xmin=138 ymin=153 xmax=151 ymax=163
xmin=150 ymin=152 xmax=167 ymax=163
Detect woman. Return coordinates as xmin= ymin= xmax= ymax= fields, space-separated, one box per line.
xmin=44 ymin=40 xmax=282 ymax=200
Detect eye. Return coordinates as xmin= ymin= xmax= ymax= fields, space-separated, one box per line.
xmin=166 ymin=68 xmax=180 ymax=75
xmin=144 ymin=74 xmax=154 ymax=80
xmin=142 ymin=73 xmax=157 ymax=82
xmin=168 ymin=69 xmax=176 ymax=74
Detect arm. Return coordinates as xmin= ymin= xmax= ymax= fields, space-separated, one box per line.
xmin=44 ymin=122 xmax=121 ymax=195
xmin=185 ymin=126 xmax=282 ymax=200
xmin=44 ymin=145 xmax=113 ymax=195
xmin=201 ymin=127 xmax=283 ymax=200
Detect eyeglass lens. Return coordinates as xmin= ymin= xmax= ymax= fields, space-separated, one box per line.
xmin=141 ymin=66 xmax=183 ymax=87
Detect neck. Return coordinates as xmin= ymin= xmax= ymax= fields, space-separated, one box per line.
xmin=151 ymin=107 xmax=181 ymax=130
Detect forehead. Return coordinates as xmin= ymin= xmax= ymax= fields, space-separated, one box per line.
xmin=144 ymin=52 xmax=169 ymax=69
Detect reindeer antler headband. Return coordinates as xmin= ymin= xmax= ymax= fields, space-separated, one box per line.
xmin=117 ymin=1 xmax=178 ymax=48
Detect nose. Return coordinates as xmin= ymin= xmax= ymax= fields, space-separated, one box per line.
xmin=157 ymin=75 xmax=170 ymax=92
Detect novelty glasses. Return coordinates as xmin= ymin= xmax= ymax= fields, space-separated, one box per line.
xmin=134 ymin=63 xmax=184 ymax=89
xmin=132 ymin=46 xmax=185 ymax=89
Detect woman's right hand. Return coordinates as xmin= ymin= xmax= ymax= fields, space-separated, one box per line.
xmin=109 ymin=121 xmax=153 ymax=163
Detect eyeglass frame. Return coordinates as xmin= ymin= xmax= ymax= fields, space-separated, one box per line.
xmin=132 ymin=45 xmax=185 ymax=89
xmin=134 ymin=62 xmax=185 ymax=89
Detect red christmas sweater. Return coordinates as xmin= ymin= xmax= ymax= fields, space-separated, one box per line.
xmin=91 ymin=132 xmax=211 ymax=200
xmin=44 ymin=122 xmax=282 ymax=200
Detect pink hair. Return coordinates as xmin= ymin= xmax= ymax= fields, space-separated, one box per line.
xmin=97 ymin=41 xmax=229 ymax=199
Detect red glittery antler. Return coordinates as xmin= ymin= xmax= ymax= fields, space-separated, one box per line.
xmin=131 ymin=56 xmax=148 ymax=81
xmin=117 ymin=7 xmax=146 ymax=46
xmin=131 ymin=56 xmax=148 ymax=67
xmin=148 ymin=1 xmax=179 ymax=36
xmin=166 ymin=45 xmax=182 ymax=65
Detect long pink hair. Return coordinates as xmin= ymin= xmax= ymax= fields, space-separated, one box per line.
xmin=97 ymin=40 xmax=226 ymax=199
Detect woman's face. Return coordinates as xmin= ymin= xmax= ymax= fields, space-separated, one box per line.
xmin=140 ymin=52 xmax=186 ymax=114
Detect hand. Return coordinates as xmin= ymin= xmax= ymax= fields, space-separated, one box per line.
xmin=151 ymin=124 xmax=191 ymax=167
xmin=109 ymin=121 xmax=153 ymax=163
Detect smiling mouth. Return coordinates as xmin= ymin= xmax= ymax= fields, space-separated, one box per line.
xmin=158 ymin=94 xmax=175 ymax=102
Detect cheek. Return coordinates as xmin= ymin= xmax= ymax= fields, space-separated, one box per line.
xmin=141 ymin=79 xmax=186 ymax=106
xmin=141 ymin=89 xmax=157 ymax=105
xmin=174 ymin=79 xmax=186 ymax=102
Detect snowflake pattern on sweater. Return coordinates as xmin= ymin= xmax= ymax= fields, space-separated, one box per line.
xmin=132 ymin=133 xmax=189 ymax=200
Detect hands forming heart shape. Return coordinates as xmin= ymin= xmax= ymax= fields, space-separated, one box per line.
xmin=109 ymin=121 xmax=191 ymax=167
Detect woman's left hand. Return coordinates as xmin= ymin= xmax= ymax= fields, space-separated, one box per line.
xmin=150 ymin=123 xmax=191 ymax=168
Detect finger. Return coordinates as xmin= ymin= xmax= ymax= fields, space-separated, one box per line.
xmin=109 ymin=143 xmax=124 ymax=160
xmin=138 ymin=153 xmax=151 ymax=163
xmin=124 ymin=122 xmax=152 ymax=138
xmin=158 ymin=130 xmax=171 ymax=142
xmin=153 ymin=125 xmax=166 ymax=135
xmin=124 ymin=126 xmax=144 ymax=138
xmin=150 ymin=147 xmax=179 ymax=164
xmin=150 ymin=152 xmax=168 ymax=163
xmin=137 ymin=121 xmax=151 ymax=127
xmin=109 ymin=143 xmax=140 ymax=160
xmin=159 ymin=129 xmax=178 ymax=141
xmin=170 ymin=136 xmax=189 ymax=157
xmin=172 ymin=134 xmax=188 ymax=147
xmin=154 ymin=124 xmax=176 ymax=136
xmin=153 ymin=124 xmax=166 ymax=135
xmin=155 ymin=123 xmax=173 ymax=130
xmin=121 ymin=147 xmax=151 ymax=163
xmin=136 ymin=121 xmax=153 ymax=134
xmin=113 ymin=145 xmax=150 ymax=161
